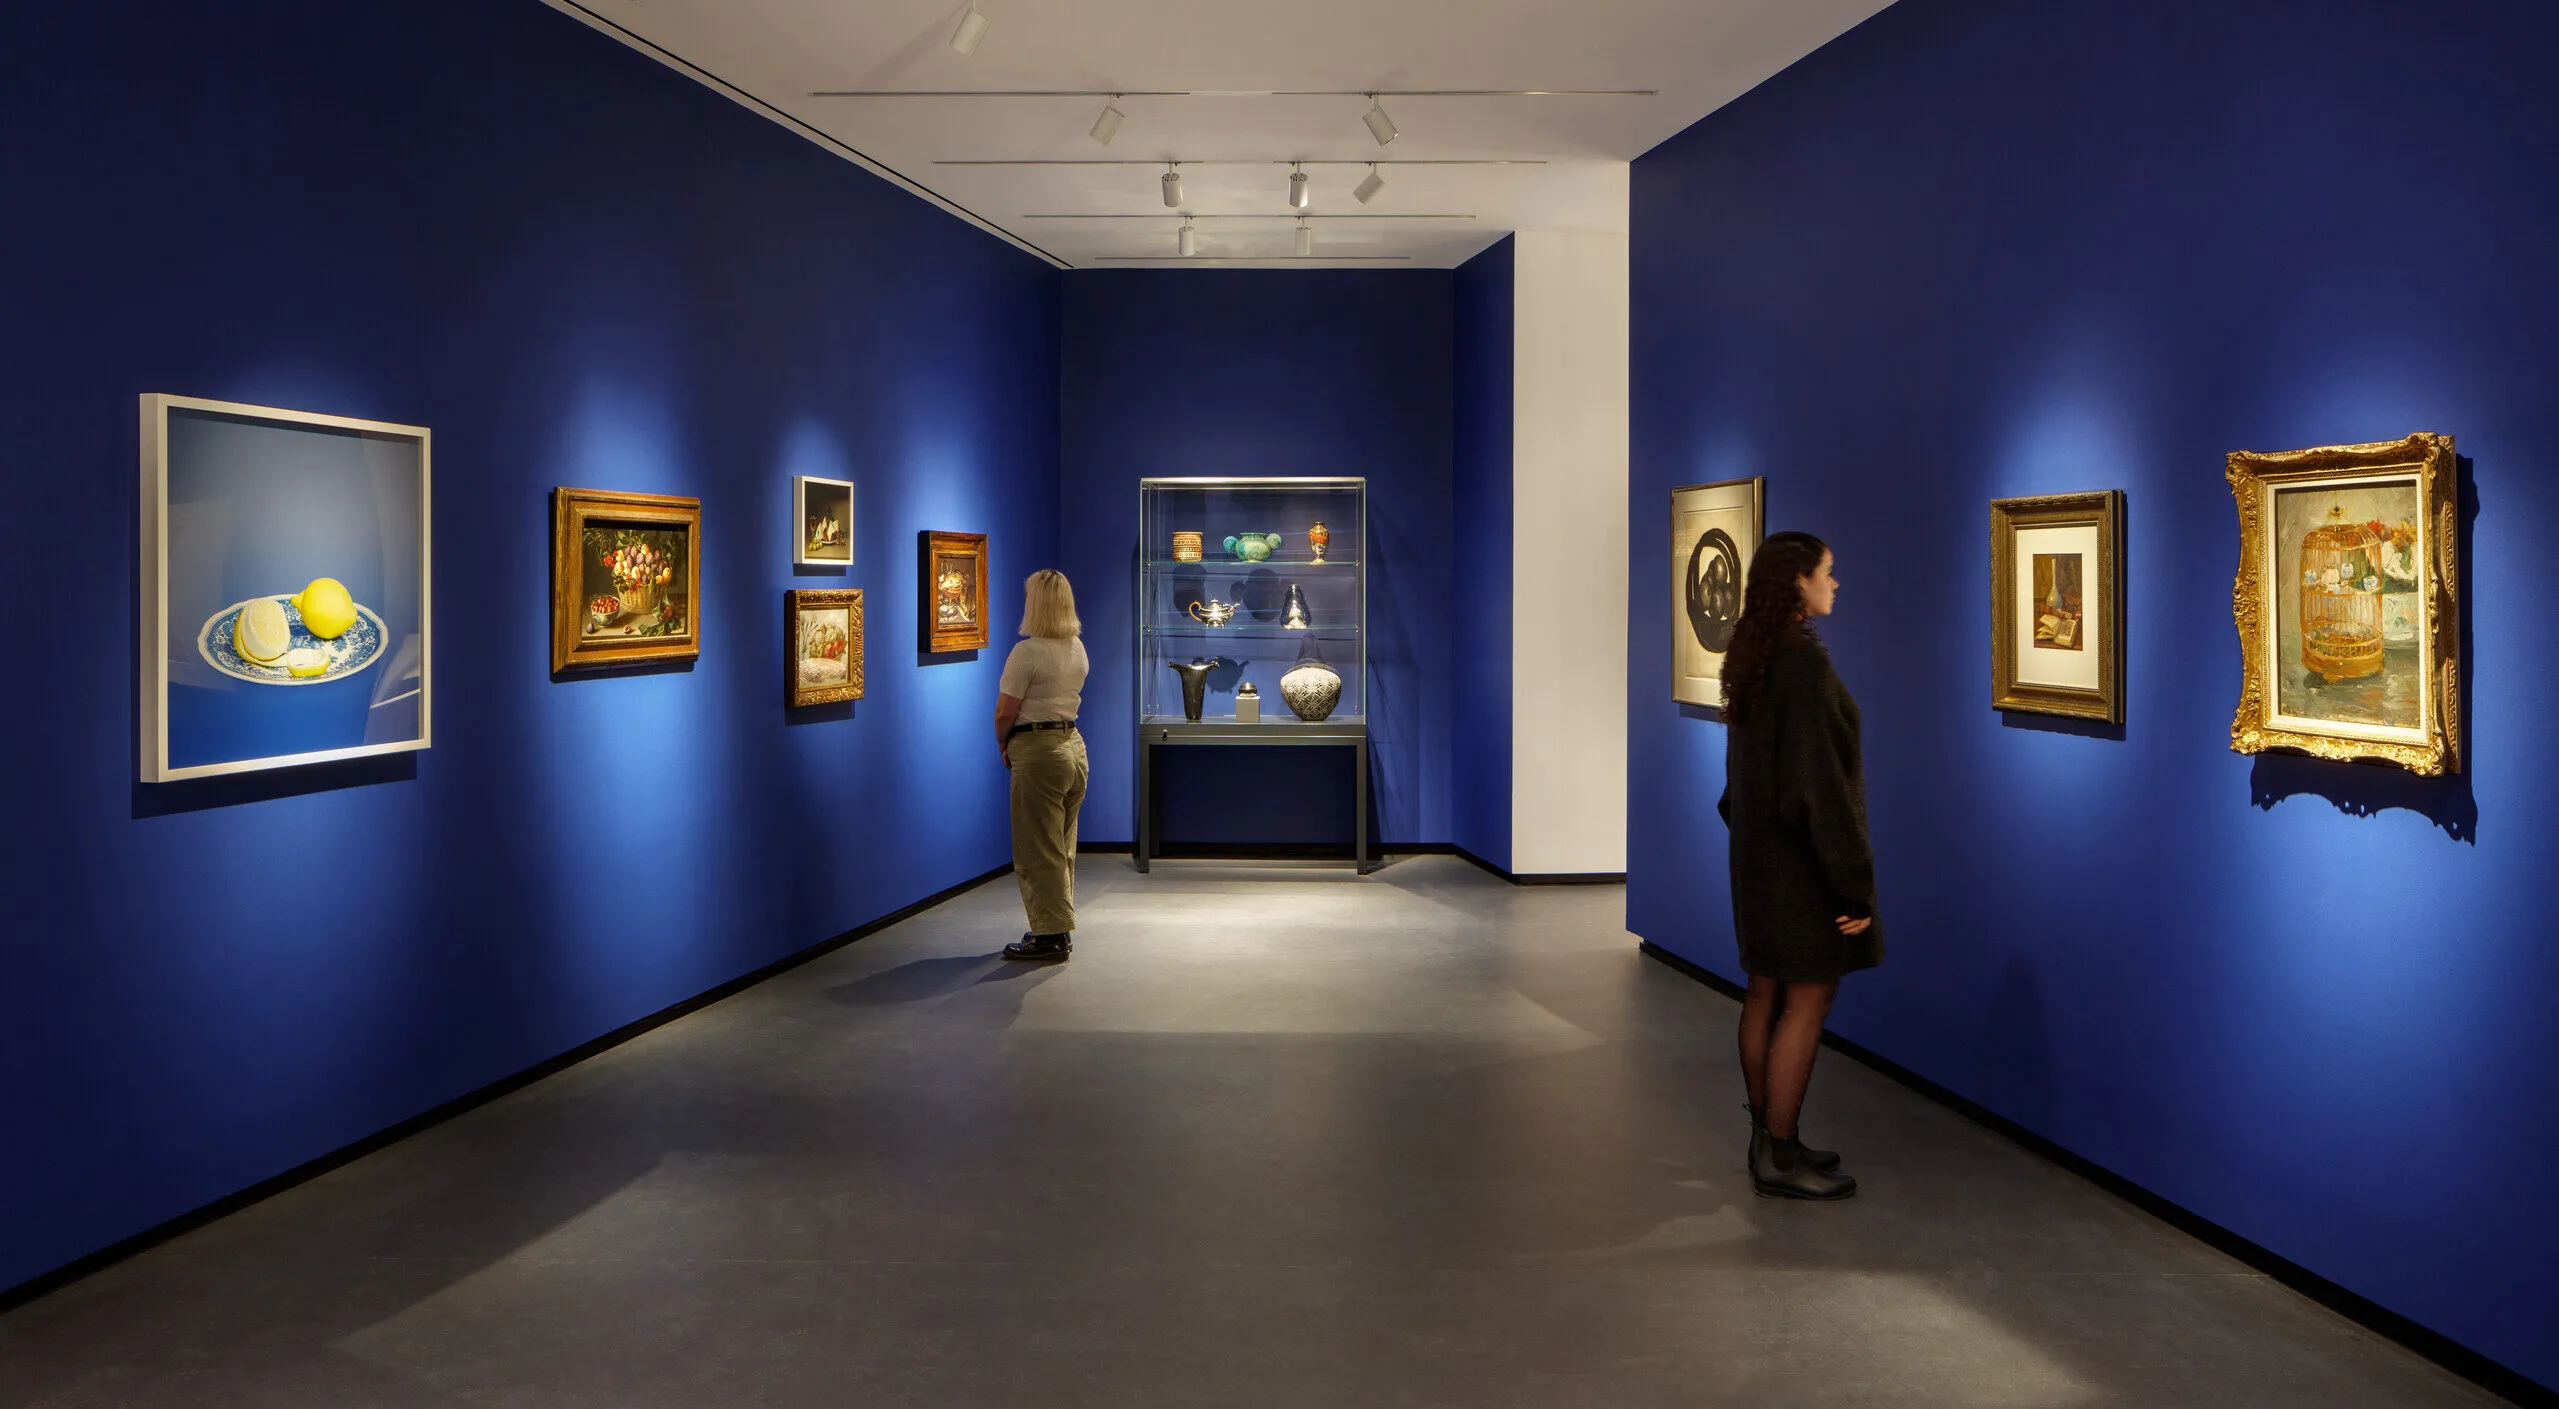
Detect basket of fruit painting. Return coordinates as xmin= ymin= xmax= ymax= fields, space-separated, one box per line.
xmin=553 ymin=488 xmax=701 ymax=672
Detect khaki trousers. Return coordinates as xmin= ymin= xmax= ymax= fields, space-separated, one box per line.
xmin=1008 ymin=728 xmax=1088 ymax=935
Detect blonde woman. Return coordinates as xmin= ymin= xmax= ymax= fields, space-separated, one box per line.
xmin=995 ymin=570 xmax=1090 ymax=960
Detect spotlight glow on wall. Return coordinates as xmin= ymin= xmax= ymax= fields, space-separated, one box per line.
xmin=1088 ymin=96 xmax=1124 ymax=145
xmin=1287 ymin=164 xmax=1309 ymax=210
xmin=1177 ymin=220 xmax=1196 ymax=257
xmin=1295 ymin=218 xmax=1313 ymax=257
xmin=1161 ymin=164 xmax=1183 ymax=207
xmin=1353 ymin=163 xmax=1386 ymax=205
xmin=1362 ymin=96 xmax=1398 ymax=146
xmin=949 ymin=2 xmax=990 ymax=55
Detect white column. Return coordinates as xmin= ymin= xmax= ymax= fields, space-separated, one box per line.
xmin=1510 ymin=229 xmax=1630 ymax=875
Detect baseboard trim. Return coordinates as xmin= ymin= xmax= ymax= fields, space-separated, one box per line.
xmin=1385 ymin=842 xmax=1625 ymax=888
xmin=0 ymin=862 xmax=1014 ymax=1316
xmin=1635 ymin=941 xmax=2549 ymax=1408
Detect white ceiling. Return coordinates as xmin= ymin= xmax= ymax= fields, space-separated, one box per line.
xmin=554 ymin=0 xmax=1892 ymax=269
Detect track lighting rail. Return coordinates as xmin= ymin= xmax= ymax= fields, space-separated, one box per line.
xmin=810 ymin=89 xmax=1656 ymax=98
xmin=934 ymin=159 xmax=1545 ymax=166
xmin=1022 ymin=213 xmax=1475 ymax=220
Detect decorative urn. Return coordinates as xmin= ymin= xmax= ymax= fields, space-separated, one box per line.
xmin=1280 ymin=652 xmax=1343 ymax=722
xmin=1307 ymin=520 xmax=1330 ymax=562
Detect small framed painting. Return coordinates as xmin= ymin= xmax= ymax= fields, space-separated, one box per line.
xmin=1669 ymin=477 xmax=1763 ymax=708
xmin=786 ymin=588 xmax=864 ymax=706
xmin=552 ymin=487 xmax=701 ymax=672
xmin=2227 ymin=434 xmax=2459 ymax=774
xmin=139 ymin=394 xmax=432 ymax=781
xmin=1990 ymin=490 xmax=2124 ymax=723
xmin=920 ymin=530 xmax=989 ymax=652
xmin=794 ymin=475 xmax=853 ymax=568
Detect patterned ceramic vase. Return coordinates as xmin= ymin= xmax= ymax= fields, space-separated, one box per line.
xmin=1307 ymin=520 xmax=1330 ymax=561
xmin=1171 ymin=530 xmax=1203 ymax=562
xmin=1280 ymin=655 xmax=1342 ymax=722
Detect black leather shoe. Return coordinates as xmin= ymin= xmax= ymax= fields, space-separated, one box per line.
xmin=1751 ymin=1132 xmax=1857 ymax=1201
xmin=1747 ymin=1104 xmax=1840 ymax=1173
xmin=1003 ymin=932 xmax=1071 ymax=960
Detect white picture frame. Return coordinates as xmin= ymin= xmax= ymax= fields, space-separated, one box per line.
xmin=140 ymin=394 xmax=432 ymax=782
xmin=793 ymin=474 xmax=855 ymax=568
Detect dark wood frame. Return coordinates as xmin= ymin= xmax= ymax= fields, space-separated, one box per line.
xmin=552 ymin=487 xmax=702 ymax=673
xmin=786 ymin=588 xmax=865 ymax=707
xmin=919 ymin=530 xmax=990 ymax=653
xmin=1990 ymin=489 xmax=2124 ymax=723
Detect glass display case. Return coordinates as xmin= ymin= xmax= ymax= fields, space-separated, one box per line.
xmin=1134 ymin=476 xmax=1371 ymax=870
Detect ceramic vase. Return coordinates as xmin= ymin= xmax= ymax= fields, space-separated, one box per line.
xmin=1280 ymin=654 xmax=1342 ymax=722
xmin=1171 ymin=530 xmax=1203 ymax=563
xmin=1307 ymin=520 xmax=1330 ymax=561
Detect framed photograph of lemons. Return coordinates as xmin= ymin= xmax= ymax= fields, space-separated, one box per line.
xmin=139 ymin=394 xmax=431 ymax=782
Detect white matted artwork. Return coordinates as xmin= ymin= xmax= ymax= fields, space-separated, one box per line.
xmin=1669 ymin=477 xmax=1764 ymax=709
xmin=1990 ymin=490 xmax=2122 ymax=723
xmin=794 ymin=475 xmax=854 ymax=568
xmin=139 ymin=394 xmax=432 ymax=782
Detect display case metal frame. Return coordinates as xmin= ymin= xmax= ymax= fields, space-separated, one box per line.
xmin=1134 ymin=476 xmax=1373 ymax=873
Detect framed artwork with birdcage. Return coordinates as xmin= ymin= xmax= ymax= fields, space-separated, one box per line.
xmin=2227 ymin=433 xmax=2460 ymax=775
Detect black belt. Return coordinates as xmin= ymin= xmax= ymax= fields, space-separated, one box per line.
xmin=1009 ymin=720 xmax=1078 ymax=736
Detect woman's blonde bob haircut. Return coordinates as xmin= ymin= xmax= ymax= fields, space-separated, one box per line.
xmin=1020 ymin=569 xmax=1081 ymax=639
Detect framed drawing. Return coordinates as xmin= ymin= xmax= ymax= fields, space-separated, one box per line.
xmin=920 ymin=530 xmax=990 ymax=652
xmin=1669 ymin=478 xmax=1764 ymax=708
xmin=2228 ymin=433 xmax=2459 ymax=774
xmin=1990 ymin=490 xmax=2124 ymax=723
xmin=139 ymin=394 xmax=431 ymax=782
xmin=787 ymin=589 xmax=864 ymax=706
xmin=552 ymin=488 xmax=701 ymax=672
xmin=793 ymin=475 xmax=853 ymax=568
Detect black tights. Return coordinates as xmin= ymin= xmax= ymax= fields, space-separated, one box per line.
xmin=1739 ymin=974 xmax=1837 ymax=1140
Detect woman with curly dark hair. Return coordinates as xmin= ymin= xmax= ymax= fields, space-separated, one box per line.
xmin=1717 ymin=531 xmax=1879 ymax=1201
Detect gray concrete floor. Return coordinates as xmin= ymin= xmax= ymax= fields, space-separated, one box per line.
xmin=0 ymin=856 xmax=2505 ymax=1408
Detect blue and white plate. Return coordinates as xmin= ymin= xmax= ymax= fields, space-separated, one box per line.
xmin=197 ymin=596 xmax=388 ymax=686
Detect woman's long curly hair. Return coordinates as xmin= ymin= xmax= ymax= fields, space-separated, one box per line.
xmin=1719 ymin=531 xmax=1830 ymax=727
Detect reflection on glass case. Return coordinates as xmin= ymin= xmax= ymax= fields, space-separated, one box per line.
xmin=1137 ymin=478 xmax=1366 ymax=725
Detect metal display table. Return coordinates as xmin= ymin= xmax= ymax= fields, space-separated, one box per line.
xmin=1132 ymin=720 xmax=1373 ymax=873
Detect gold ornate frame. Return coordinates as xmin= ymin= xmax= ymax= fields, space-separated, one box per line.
xmin=552 ymin=487 xmax=702 ymax=673
xmin=1669 ymin=477 xmax=1764 ymax=709
xmin=920 ymin=530 xmax=990 ymax=653
xmin=786 ymin=588 xmax=865 ymax=707
xmin=2227 ymin=433 xmax=2459 ymax=774
xmin=1990 ymin=490 xmax=2123 ymax=723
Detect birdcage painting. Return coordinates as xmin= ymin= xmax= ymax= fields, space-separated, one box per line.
xmin=2298 ymin=506 xmax=2385 ymax=682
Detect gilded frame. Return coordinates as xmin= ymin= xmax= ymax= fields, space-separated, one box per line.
xmin=552 ymin=487 xmax=702 ymax=673
xmin=920 ymin=530 xmax=990 ymax=653
xmin=1990 ymin=489 xmax=2123 ymax=723
xmin=2227 ymin=433 xmax=2459 ymax=775
xmin=1668 ymin=476 xmax=1764 ymax=709
xmin=786 ymin=588 xmax=864 ymax=707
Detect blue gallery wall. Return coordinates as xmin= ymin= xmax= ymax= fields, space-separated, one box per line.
xmin=0 ymin=0 xmax=1058 ymax=1294
xmin=1628 ymin=0 xmax=2557 ymax=1385
xmin=1058 ymin=271 xmax=1456 ymax=848
xmin=1450 ymin=239 xmax=1516 ymax=871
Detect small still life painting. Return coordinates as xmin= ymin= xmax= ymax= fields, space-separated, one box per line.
xmin=794 ymin=475 xmax=853 ymax=567
xmin=1668 ymin=478 xmax=1764 ymax=709
xmin=786 ymin=588 xmax=863 ymax=707
xmin=921 ymin=530 xmax=990 ymax=652
xmin=553 ymin=488 xmax=701 ymax=672
xmin=140 ymin=395 xmax=432 ymax=781
xmin=2227 ymin=434 xmax=2458 ymax=774
xmin=1991 ymin=490 xmax=2122 ymax=722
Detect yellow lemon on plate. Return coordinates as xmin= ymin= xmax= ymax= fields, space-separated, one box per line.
xmin=284 ymin=647 xmax=329 ymax=679
xmin=235 ymin=598 xmax=292 ymax=663
xmin=292 ymin=577 xmax=358 ymax=639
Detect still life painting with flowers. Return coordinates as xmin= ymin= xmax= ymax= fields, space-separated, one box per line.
xmin=552 ymin=488 xmax=701 ymax=671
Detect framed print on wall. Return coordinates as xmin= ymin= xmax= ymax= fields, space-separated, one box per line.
xmin=1990 ymin=490 xmax=2124 ymax=723
xmin=920 ymin=530 xmax=989 ymax=653
xmin=793 ymin=475 xmax=853 ymax=568
xmin=552 ymin=488 xmax=701 ymax=672
xmin=2227 ymin=433 xmax=2459 ymax=774
xmin=1669 ymin=478 xmax=1764 ymax=708
xmin=139 ymin=394 xmax=431 ymax=782
xmin=787 ymin=588 xmax=864 ymax=707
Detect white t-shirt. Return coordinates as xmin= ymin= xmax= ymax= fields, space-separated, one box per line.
xmin=999 ymin=636 xmax=1088 ymax=724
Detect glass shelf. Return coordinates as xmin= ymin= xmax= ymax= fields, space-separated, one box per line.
xmin=1143 ymin=624 xmax=1359 ymax=638
xmin=1143 ymin=558 xmax=1361 ymax=569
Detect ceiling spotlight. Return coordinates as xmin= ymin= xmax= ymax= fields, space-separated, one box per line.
xmin=948 ymin=2 xmax=990 ymax=55
xmin=1362 ymin=95 xmax=1398 ymax=146
xmin=1177 ymin=220 xmax=1196 ymax=257
xmin=1287 ymin=164 xmax=1310 ymax=210
xmin=1160 ymin=164 xmax=1183 ymax=207
xmin=1353 ymin=163 xmax=1386 ymax=205
xmin=1295 ymin=218 xmax=1313 ymax=257
xmin=1088 ymin=95 xmax=1124 ymax=145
